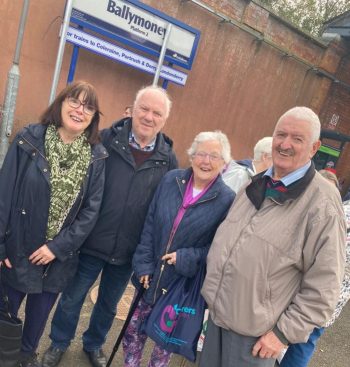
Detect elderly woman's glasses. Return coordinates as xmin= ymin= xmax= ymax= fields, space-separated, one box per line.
xmin=193 ymin=152 xmax=223 ymax=162
xmin=67 ymin=97 xmax=96 ymax=115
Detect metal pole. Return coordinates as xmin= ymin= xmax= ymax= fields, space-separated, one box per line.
xmin=67 ymin=44 xmax=80 ymax=84
xmin=153 ymin=23 xmax=172 ymax=86
xmin=0 ymin=0 xmax=30 ymax=167
xmin=161 ymin=62 xmax=173 ymax=90
xmin=48 ymin=0 xmax=74 ymax=104
xmin=67 ymin=25 xmax=83 ymax=84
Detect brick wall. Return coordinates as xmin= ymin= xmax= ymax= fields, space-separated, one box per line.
xmin=320 ymin=46 xmax=350 ymax=193
xmin=0 ymin=0 xmax=349 ymax=173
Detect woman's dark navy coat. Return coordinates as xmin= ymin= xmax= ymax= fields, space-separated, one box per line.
xmin=132 ymin=168 xmax=235 ymax=305
xmin=0 ymin=124 xmax=107 ymax=293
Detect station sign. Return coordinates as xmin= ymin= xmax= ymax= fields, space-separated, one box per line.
xmin=71 ymin=0 xmax=200 ymax=70
xmin=66 ymin=26 xmax=187 ymax=85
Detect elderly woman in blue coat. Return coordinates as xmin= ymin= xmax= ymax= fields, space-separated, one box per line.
xmin=122 ymin=131 xmax=235 ymax=367
xmin=0 ymin=81 xmax=107 ymax=367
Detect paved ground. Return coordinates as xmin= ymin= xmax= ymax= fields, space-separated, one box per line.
xmin=309 ymin=301 xmax=350 ymax=367
xmin=24 ymin=284 xmax=350 ymax=367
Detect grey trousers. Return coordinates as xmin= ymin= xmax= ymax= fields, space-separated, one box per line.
xmin=199 ymin=316 xmax=276 ymax=367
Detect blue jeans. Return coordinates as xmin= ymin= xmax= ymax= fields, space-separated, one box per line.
xmin=49 ymin=253 xmax=132 ymax=352
xmin=279 ymin=327 xmax=325 ymax=367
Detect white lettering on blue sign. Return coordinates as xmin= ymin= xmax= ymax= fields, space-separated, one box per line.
xmin=66 ymin=27 xmax=187 ymax=85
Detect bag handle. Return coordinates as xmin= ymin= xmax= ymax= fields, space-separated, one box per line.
xmin=151 ymin=228 xmax=177 ymax=300
xmin=163 ymin=227 xmax=176 ymax=257
xmin=160 ymin=227 xmax=177 ymax=271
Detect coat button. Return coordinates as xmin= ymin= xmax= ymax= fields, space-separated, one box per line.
xmin=111 ymin=258 xmax=116 ymax=262
xmin=21 ymin=209 xmax=26 ymax=215
xmin=156 ymin=162 xmax=160 ymax=165
xmin=32 ymin=152 xmax=36 ymax=156
xmin=19 ymin=140 xmax=23 ymax=144
xmin=43 ymin=168 xmax=48 ymax=172
xmin=115 ymin=140 xmax=119 ymax=144
xmin=122 ymin=146 xmax=126 ymax=150
xmin=182 ymin=180 xmax=186 ymax=184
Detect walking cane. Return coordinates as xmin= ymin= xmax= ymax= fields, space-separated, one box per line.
xmin=106 ymin=286 xmax=145 ymax=367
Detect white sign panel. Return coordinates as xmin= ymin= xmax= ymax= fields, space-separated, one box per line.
xmin=71 ymin=0 xmax=200 ymax=69
xmin=66 ymin=26 xmax=187 ymax=86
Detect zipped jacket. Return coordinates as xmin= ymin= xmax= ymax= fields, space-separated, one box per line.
xmin=81 ymin=118 xmax=178 ymax=265
xmin=202 ymin=165 xmax=346 ymax=344
xmin=0 ymin=124 xmax=107 ymax=293
xmin=132 ymin=168 xmax=235 ymax=305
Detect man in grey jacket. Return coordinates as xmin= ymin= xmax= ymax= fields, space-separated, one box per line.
xmin=200 ymin=107 xmax=346 ymax=367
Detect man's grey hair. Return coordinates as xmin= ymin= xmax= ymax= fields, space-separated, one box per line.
xmin=253 ymin=137 xmax=273 ymax=161
xmin=187 ymin=130 xmax=231 ymax=164
xmin=275 ymin=106 xmax=321 ymax=143
xmin=134 ymin=85 xmax=172 ymax=119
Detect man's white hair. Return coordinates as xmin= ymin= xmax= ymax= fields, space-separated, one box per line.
xmin=134 ymin=85 xmax=172 ymax=119
xmin=275 ymin=106 xmax=321 ymax=143
xmin=253 ymin=137 xmax=273 ymax=161
xmin=187 ymin=130 xmax=232 ymax=164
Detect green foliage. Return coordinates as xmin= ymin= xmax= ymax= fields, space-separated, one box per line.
xmin=258 ymin=0 xmax=350 ymax=36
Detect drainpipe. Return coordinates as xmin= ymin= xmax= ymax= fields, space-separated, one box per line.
xmin=0 ymin=0 xmax=30 ymax=167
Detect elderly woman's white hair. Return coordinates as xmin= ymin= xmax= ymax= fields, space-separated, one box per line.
xmin=134 ymin=85 xmax=172 ymax=119
xmin=275 ymin=106 xmax=321 ymax=143
xmin=187 ymin=130 xmax=231 ymax=164
xmin=253 ymin=137 xmax=272 ymax=161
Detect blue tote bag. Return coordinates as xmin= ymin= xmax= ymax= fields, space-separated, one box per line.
xmin=143 ymin=266 xmax=206 ymax=362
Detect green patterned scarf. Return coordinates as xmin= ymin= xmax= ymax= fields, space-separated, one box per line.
xmin=45 ymin=124 xmax=91 ymax=240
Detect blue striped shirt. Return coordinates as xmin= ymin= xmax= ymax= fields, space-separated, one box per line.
xmin=264 ymin=161 xmax=311 ymax=186
xmin=129 ymin=131 xmax=156 ymax=151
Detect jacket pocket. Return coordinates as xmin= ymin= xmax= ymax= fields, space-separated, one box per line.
xmin=263 ymin=280 xmax=275 ymax=328
xmin=44 ymin=251 xmax=80 ymax=291
xmin=6 ymin=209 xmax=26 ymax=257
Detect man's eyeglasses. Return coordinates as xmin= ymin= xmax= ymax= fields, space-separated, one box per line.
xmin=67 ymin=97 xmax=96 ymax=116
xmin=193 ymin=152 xmax=223 ymax=162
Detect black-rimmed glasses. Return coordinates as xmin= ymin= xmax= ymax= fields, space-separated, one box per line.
xmin=67 ymin=97 xmax=96 ymax=116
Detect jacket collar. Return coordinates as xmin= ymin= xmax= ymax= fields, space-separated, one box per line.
xmin=111 ymin=118 xmax=174 ymax=161
xmin=175 ymin=167 xmax=223 ymax=204
xmin=20 ymin=123 xmax=108 ymax=162
xmin=246 ymin=161 xmax=316 ymax=209
xmin=20 ymin=123 xmax=46 ymax=156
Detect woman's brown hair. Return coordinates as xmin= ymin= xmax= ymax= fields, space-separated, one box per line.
xmin=40 ymin=81 xmax=101 ymax=144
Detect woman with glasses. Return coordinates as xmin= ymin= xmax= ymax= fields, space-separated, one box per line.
xmin=0 ymin=81 xmax=107 ymax=367
xmin=122 ymin=131 xmax=235 ymax=367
